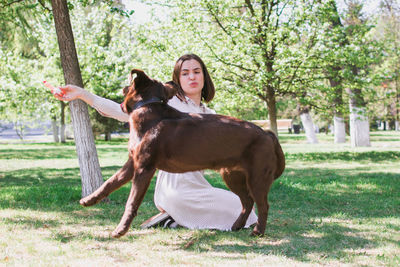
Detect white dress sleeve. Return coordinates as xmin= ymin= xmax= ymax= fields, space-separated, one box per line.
xmin=90 ymin=94 xmax=129 ymax=122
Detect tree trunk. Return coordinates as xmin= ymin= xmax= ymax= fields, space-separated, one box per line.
xmin=298 ymin=106 xmax=318 ymax=144
xmin=14 ymin=122 xmax=25 ymax=140
xmin=325 ymin=1 xmax=348 ymax=143
xmin=266 ymin=85 xmax=278 ymax=135
xmin=349 ymin=106 xmax=370 ymax=147
xmin=328 ymin=69 xmax=346 ymax=144
xmin=105 ymin=132 xmax=111 ymax=141
xmin=347 ymin=86 xmax=370 ymax=147
xmin=60 ymin=101 xmax=66 ymax=143
xmin=51 ymin=117 xmax=59 ymax=143
xmin=333 ymin=116 xmax=346 ymax=143
xmin=346 ymin=63 xmax=370 ymax=147
xmin=51 ymin=0 xmax=103 ymax=197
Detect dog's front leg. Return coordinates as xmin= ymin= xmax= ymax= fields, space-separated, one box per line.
xmin=80 ymin=157 xmax=134 ymax=207
xmin=112 ymin=166 xmax=156 ymax=238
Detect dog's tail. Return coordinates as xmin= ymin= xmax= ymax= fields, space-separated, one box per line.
xmin=266 ymin=130 xmax=285 ymax=180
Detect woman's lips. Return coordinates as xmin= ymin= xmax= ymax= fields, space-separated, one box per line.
xmin=189 ymin=82 xmax=198 ymax=87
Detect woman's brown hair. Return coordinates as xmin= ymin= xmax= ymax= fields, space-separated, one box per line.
xmin=172 ymin=54 xmax=215 ymax=103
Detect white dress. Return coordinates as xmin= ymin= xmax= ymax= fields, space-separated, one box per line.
xmin=91 ymin=95 xmax=258 ymax=230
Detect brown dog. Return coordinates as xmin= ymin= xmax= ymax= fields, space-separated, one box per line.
xmin=79 ymin=69 xmax=285 ymax=238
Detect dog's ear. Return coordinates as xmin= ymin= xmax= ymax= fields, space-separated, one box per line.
xmin=122 ymin=86 xmax=130 ymax=97
xmin=122 ymin=97 xmax=134 ymax=114
xmin=163 ymin=81 xmax=178 ymax=100
xmin=129 ymin=69 xmax=151 ymax=90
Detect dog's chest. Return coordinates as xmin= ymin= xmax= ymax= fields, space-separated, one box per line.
xmin=128 ymin=117 xmax=141 ymax=152
xmin=128 ymin=129 xmax=140 ymax=152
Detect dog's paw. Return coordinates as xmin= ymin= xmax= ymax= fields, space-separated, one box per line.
xmin=79 ymin=196 xmax=99 ymax=207
xmin=231 ymin=222 xmax=245 ymax=231
xmin=250 ymin=227 xmax=265 ymax=237
xmin=111 ymin=228 xmax=128 ymax=238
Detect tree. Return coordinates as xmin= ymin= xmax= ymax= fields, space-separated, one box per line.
xmin=318 ymin=0 xmax=348 ymax=143
xmin=0 ymin=1 xmax=53 ymax=139
xmin=304 ymin=0 xmax=382 ymax=146
xmin=72 ymin=2 xmax=130 ymax=140
xmin=342 ymin=0 xmax=381 ymax=147
xmin=51 ymin=0 xmax=103 ymax=197
xmin=376 ymin=0 xmax=400 ymax=130
xmin=152 ymin=0 xmax=320 ymax=135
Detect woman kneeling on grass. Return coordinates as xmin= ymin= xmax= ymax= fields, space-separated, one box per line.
xmin=51 ymin=53 xmax=258 ymax=230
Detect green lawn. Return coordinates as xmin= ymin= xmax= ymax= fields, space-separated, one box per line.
xmin=0 ymin=132 xmax=399 ymax=266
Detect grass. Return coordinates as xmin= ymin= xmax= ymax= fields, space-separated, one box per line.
xmin=0 ymin=131 xmax=399 ymax=266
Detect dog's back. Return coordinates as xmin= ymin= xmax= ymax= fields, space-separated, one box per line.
xmin=148 ymin=107 xmax=285 ymax=179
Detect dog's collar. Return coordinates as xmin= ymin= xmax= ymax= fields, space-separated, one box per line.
xmin=132 ymin=96 xmax=165 ymax=111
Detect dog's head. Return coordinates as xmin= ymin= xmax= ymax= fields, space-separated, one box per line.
xmin=122 ymin=69 xmax=177 ymax=114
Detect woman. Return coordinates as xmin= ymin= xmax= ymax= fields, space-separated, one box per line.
xmin=53 ymin=54 xmax=258 ymax=230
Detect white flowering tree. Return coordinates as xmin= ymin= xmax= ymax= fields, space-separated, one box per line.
xmin=144 ymin=0 xmax=326 ymax=136
xmin=373 ymin=0 xmax=400 ymax=131
xmin=295 ymin=0 xmax=382 ymax=146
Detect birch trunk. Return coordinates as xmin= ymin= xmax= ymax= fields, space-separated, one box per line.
xmin=51 ymin=0 xmax=103 ymax=197
xmin=51 ymin=119 xmax=59 ymax=143
xmin=333 ymin=116 xmax=346 ymax=143
xmin=346 ymin=64 xmax=370 ymax=147
xmin=349 ymin=106 xmax=370 ymax=147
xmin=300 ymin=112 xmax=318 ymax=144
xmin=395 ymin=121 xmax=399 ymax=131
xmin=60 ymin=124 xmax=66 ymax=143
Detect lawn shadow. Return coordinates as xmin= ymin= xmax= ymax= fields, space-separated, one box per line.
xmin=0 ymin=147 xmax=127 ymax=160
xmin=285 ymin=150 xmax=400 ymax=162
xmin=0 ymin=165 xmax=158 ymax=226
xmin=175 ymin=223 xmax=373 ymax=263
xmin=1 ymin=164 xmax=399 ymax=263
xmin=0 ymin=148 xmax=78 ymax=160
xmin=173 ymin=167 xmax=399 ymax=262
xmin=2 ymin=216 xmax=60 ymax=229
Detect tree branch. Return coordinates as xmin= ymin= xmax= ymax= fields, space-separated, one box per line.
xmin=1 ymin=0 xmax=24 ymax=8
xmin=203 ymin=38 xmax=255 ymax=72
xmin=244 ymin=0 xmax=255 ymax=16
xmin=37 ymin=0 xmax=51 ymax=12
xmin=205 ymin=0 xmax=237 ymax=46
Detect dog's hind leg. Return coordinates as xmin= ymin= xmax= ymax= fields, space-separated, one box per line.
xmin=220 ymin=169 xmax=254 ymax=231
xmin=112 ymin=166 xmax=156 ymax=238
xmin=80 ymin=157 xmax=134 ymax=207
xmin=248 ymin=170 xmax=274 ymax=236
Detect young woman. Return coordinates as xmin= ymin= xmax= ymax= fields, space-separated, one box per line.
xmin=53 ymin=54 xmax=257 ymax=230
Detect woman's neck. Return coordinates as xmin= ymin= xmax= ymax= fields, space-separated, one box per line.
xmin=185 ymin=94 xmax=201 ymax=106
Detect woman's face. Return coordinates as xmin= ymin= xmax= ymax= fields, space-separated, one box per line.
xmin=179 ymin=59 xmax=204 ymax=100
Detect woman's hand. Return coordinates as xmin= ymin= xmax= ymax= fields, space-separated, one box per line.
xmin=54 ymin=84 xmax=84 ymax=102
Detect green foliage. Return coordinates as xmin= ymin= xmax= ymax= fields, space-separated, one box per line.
xmin=287 ymin=0 xmax=384 ymax=119
xmin=69 ymin=2 xmax=132 ymax=138
xmin=0 ymin=0 xmax=133 ymax=139
xmin=370 ymin=0 xmax=400 ymax=122
xmin=0 ymin=0 xmax=399 ymax=136
xmin=0 ymin=0 xmax=65 ymax=132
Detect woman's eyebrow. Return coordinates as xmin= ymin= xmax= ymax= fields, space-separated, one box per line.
xmin=181 ymin=67 xmax=201 ymax=71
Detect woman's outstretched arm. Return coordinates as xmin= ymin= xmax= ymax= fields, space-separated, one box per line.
xmin=53 ymin=84 xmax=129 ymax=122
